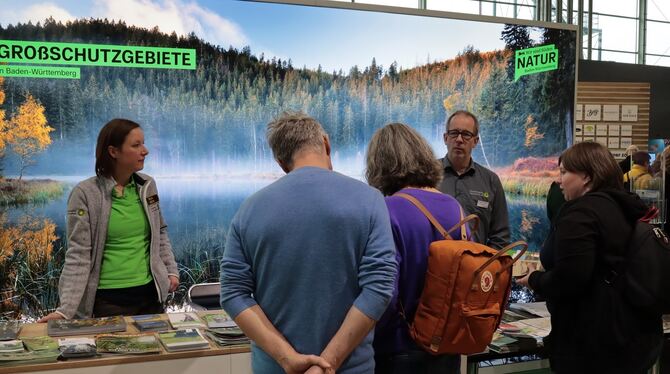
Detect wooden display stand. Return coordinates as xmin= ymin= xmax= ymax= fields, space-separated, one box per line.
xmin=0 ymin=316 xmax=251 ymax=374
xmin=575 ymin=82 xmax=650 ymax=159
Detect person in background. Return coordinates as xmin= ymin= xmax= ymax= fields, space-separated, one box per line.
xmin=437 ymin=110 xmax=510 ymax=249
xmin=623 ymin=151 xmax=653 ymax=190
xmin=220 ymin=111 xmax=397 ymax=374
xmin=366 ymin=123 xmax=465 ymax=374
xmin=618 ymin=144 xmax=639 ymax=174
xmin=39 ymin=118 xmax=179 ymax=321
xmin=517 ymin=142 xmax=662 ymax=374
xmin=660 ymin=147 xmax=670 ymax=234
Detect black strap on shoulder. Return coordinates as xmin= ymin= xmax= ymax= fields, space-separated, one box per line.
xmin=585 ymin=192 xmax=632 ymax=286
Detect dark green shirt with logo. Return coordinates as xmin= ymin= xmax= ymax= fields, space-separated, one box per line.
xmin=438 ymin=157 xmax=510 ymax=249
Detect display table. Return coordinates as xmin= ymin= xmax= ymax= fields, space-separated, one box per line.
xmin=0 ymin=316 xmax=251 ymax=374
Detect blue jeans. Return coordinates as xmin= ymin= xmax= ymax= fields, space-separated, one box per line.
xmin=375 ymin=351 xmax=460 ymax=374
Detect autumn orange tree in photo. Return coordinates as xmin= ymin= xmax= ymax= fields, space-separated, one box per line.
xmin=7 ymin=94 xmax=54 ymax=180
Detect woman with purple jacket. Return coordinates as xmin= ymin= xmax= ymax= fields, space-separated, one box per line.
xmin=366 ymin=123 xmax=465 ymax=374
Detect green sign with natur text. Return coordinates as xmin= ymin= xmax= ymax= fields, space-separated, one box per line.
xmin=514 ymin=44 xmax=558 ymax=81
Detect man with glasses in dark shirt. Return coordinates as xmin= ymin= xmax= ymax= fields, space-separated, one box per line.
xmin=438 ymin=110 xmax=510 ymax=249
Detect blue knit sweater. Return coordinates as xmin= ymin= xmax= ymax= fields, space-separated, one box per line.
xmin=220 ymin=166 xmax=397 ymax=373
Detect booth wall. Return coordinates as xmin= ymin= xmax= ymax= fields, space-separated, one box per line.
xmin=578 ymin=60 xmax=670 ymax=138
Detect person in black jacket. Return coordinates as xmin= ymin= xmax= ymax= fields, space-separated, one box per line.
xmin=517 ymin=141 xmax=662 ymax=374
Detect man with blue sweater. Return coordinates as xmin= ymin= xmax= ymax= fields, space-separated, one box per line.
xmin=220 ymin=111 xmax=397 ymax=374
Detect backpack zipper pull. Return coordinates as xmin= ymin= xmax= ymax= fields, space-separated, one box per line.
xmin=653 ymin=227 xmax=668 ymax=244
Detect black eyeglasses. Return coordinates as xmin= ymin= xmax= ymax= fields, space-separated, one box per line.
xmin=446 ymin=130 xmax=476 ymax=141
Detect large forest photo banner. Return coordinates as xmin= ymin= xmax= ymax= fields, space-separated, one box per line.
xmin=0 ymin=0 xmax=576 ymax=318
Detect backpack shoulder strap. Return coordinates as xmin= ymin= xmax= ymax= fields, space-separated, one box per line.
xmin=395 ymin=193 xmax=452 ymax=240
xmin=446 ymin=212 xmax=479 ymax=241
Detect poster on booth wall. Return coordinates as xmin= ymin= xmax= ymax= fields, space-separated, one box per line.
xmin=575 ymin=104 xmax=584 ymax=121
xmin=584 ymin=105 xmax=601 ymax=121
xmin=602 ymin=105 xmax=620 ymax=121
xmin=621 ymin=105 xmax=639 ymax=122
xmin=596 ymin=124 xmax=608 ymax=136
xmin=609 ymin=124 xmax=620 ymax=137
xmin=0 ymin=0 xmax=577 ymax=317
xmin=583 ymin=124 xmax=596 ymax=136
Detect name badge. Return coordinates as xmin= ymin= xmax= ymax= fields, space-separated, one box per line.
xmin=476 ymin=200 xmax=489 ymax=209
xmin=146 ymin=194 xmax=159 ymax=205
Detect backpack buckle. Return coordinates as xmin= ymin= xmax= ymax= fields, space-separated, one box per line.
xmin=604 ymin=269 xmax=618 ymax=285
xmin=429 ymin=336 xmax=442 ymax=352
xmin=653 ymin=227 xmax=669 ymax=244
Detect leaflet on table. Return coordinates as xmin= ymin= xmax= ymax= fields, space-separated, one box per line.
xmin=509 ymin=301 xmax=550 ymax=318
xmin=58 ymin=337 xmax=97 ymax=358
xmin=96 ymin=334 xmax=161 ymax=354
xmin=167 ymin=312 xmax=205 ymax=329
xmin=200 ymin=312 xmax=237 ymax=329
xmin=158 ymin=328 xmax=209 ymax=352
xmin=47 ymin=315 xmax=126 ymax=336
xmin=502 ymin=317 xmax=551 ymax=342
xmin=131 ymin=314 xmax=170 ymax=332
xmin=0 ymin=321 xmax=21 ymax=341
xmin=21 ymin=336 xmax=58 ymax=351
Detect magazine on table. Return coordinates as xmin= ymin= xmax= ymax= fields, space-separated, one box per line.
xmin=0 ymin=321 xmax=21 ymax=341
xmin=501 ymin=317 xmax=551 ymax=343
xmin=21 ymin=336 xmax=58 ymax=351
xmin=158 ymin=328 xmax=209 ymax=352
xmin=58 ymin=337 xmax=97 ymax=358
xmin=205 ymin=326 xmax=249 ymax=347
xmin=130 ymin=314 xmax=163 ymax=322
xmin=0 ymin=340 xmax=23 ymax=353
xmin=131 ymin=314 xmax=170 ymax=332
xmin=47 ymin=315 xmax=127 ymax=337
xmin=167 ymin=313 xmax=205 ymax=329
xmin=488 ymin=331 xmax=519 ymax=354
xmin=508 ymin=302 xmax=551 ymax=318
xmin=200 ymin=312 xmax=237 ymax=329
xmin=0 ymin=349 xmax=60 ymax=365
xmin=96 ymin=334 xmax=161 ymax=354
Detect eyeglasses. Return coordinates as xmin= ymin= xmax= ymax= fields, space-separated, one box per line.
xmin=446 ymin=130 xmax=476 ymax=141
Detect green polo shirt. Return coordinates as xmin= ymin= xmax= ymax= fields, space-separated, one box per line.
xmin=98 ymin=179 xmax=153 ymax=289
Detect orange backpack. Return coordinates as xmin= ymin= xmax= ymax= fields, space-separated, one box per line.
xmin=396 ymin=193 xmax=527 ymax=355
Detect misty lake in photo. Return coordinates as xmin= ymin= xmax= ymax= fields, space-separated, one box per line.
xmin=12 ymin=175 xmax=548 ymax=256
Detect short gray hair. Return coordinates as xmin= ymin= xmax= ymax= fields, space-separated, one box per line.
xmin=366 ymin=123 xmax=443 ymax=196
xmin=267 ymin=111 xmax=327 ymax=169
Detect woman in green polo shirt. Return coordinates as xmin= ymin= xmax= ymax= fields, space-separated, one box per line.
xmin=39 ymin=118 xmax=179 ymax=321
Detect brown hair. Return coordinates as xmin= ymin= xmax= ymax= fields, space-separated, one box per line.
xmin=266 ymin=111 xmax=326 ymax=170
xmin=631 ymin=151 xmax=650 ymax=166
xmin=559 ymin=141 xmax=623 ymax=191
xmin=446 ymin=110 xmax=480 ymax=135
xmin=366 ymin=123 xmax=443 ymax=196
xmin=95 ymin=118 xmax=141 ymax=177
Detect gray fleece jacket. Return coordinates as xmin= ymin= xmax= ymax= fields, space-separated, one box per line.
xmin=56 ymin=173 xmax=179 ymax=319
